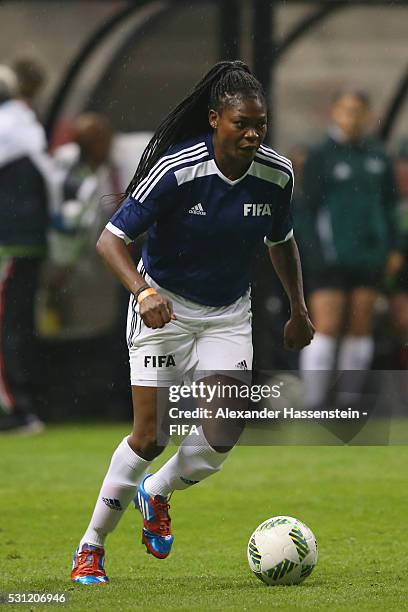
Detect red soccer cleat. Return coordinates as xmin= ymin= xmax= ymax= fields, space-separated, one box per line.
xmin=71 ymin=543 xmax=109 ymax=585
xmin=137 ymin=476 xmax=174 ymax=559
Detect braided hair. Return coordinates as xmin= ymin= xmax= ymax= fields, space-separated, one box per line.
xmin=126 ymin=60 xmax=265 ymax=196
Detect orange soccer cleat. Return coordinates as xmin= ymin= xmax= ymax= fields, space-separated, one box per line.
xmin=137 ymin=475 xmax=174 ymax=559
xmin=71 ymin=543 xmax=109 ymax=585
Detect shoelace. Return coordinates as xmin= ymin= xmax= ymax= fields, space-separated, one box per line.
xmin=74 ymin=548 xmax=105 ymax=576
xmin=150 ymin=497 xmax=172 ymax=535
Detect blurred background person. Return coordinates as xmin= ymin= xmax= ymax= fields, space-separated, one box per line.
xmin=389 ymin=139 xmax=408 ymax=369
xmin=48 ymin=112 xmax=122 ymax=338
xmin=11 ymin=54 xmax=47 ymax=113
xmin=0 ymin=65 xmax=58 ymax=434
xmin=298 ymin=89 xmax=404 ymax=409
xmin=43 ymin=113 xmax=149 ymax=416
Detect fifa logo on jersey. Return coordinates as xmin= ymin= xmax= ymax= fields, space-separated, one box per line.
xmin=144 ymin=355 xmax=176 ymax=367
xmin=243 ymin=203 xmax=272 ymax=216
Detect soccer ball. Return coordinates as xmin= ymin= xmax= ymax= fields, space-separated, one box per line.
xmin=247 ymin=516 xmax=318 ymax=586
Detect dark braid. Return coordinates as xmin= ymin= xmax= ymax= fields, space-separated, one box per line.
xmin=126 ymin=60 xmax=265 ymax=196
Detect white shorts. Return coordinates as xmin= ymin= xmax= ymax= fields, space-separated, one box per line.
xmin=127 ymin=266 xmax=253 ymax=387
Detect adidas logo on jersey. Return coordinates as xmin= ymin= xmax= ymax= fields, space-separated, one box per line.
xmin=243 ymin=203 xmax=272 ymax=216
xmin=188 ymin=202 xmax=206 ymax=215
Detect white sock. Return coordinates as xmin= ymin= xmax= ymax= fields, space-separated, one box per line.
xmin=337 ymin=336 xmax=374 ymax=407
xmin=338 ymin=336 xmax=374 ymax=370
xmin=300 ymin=333 xmax=336 ymax=408
xmin=80 ymin=436 xmax=150 ymax=548
xmin=144 ymin=427 xmax=229 ymax=497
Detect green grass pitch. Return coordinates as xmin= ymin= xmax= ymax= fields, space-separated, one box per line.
xmin=1 ymin=424 xmax=407 ymax=611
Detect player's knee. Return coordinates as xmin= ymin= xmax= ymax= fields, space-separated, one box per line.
xmin=315 ymin=322 xmax=341 ymax=336
xmin=128 ymin=430 xmax=166 ymax=461
xmin=347 ymin=317 xmax=373 ymax=336
xmin=210 ymin=444 xmax=234 ymax=453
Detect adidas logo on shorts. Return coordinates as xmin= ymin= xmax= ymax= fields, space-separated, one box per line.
xmin=188 ymin=202 xmax=206 ymax=215
xmin=235 ymin=360 xmax=248 ymax=370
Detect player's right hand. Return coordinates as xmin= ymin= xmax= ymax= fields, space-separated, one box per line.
xmin=139 ymin=293 xmax=176 ymax=329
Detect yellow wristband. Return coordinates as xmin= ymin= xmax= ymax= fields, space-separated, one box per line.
xmin=137 ymin=287 xmax=157 ymax=304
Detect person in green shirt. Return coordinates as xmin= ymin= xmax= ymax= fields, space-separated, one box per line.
xmin=389 ymin=140 xmax=408 ymax=369
xmin=298 ymin=89 xmax=403 ymax=408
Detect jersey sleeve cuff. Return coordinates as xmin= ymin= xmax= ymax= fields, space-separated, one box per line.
xmin=105 ymin=222 xmax=133 ymax=245
xmin=264 ymin=229 xmax=294 ymax=247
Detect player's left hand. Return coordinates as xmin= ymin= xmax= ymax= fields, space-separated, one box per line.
xmin=283 ymin=311 xmax=315 ymax=351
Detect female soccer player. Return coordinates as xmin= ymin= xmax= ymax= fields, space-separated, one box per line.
xmin=71 ymin=60 xmax=314 ymax=584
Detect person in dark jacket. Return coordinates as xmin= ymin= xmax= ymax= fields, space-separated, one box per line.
xmin=0 ymin=65 xmax=57 ymax=433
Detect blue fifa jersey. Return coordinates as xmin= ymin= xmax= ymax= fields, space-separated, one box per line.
xmin=107 ymin=132 xmax=294 ymax=306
